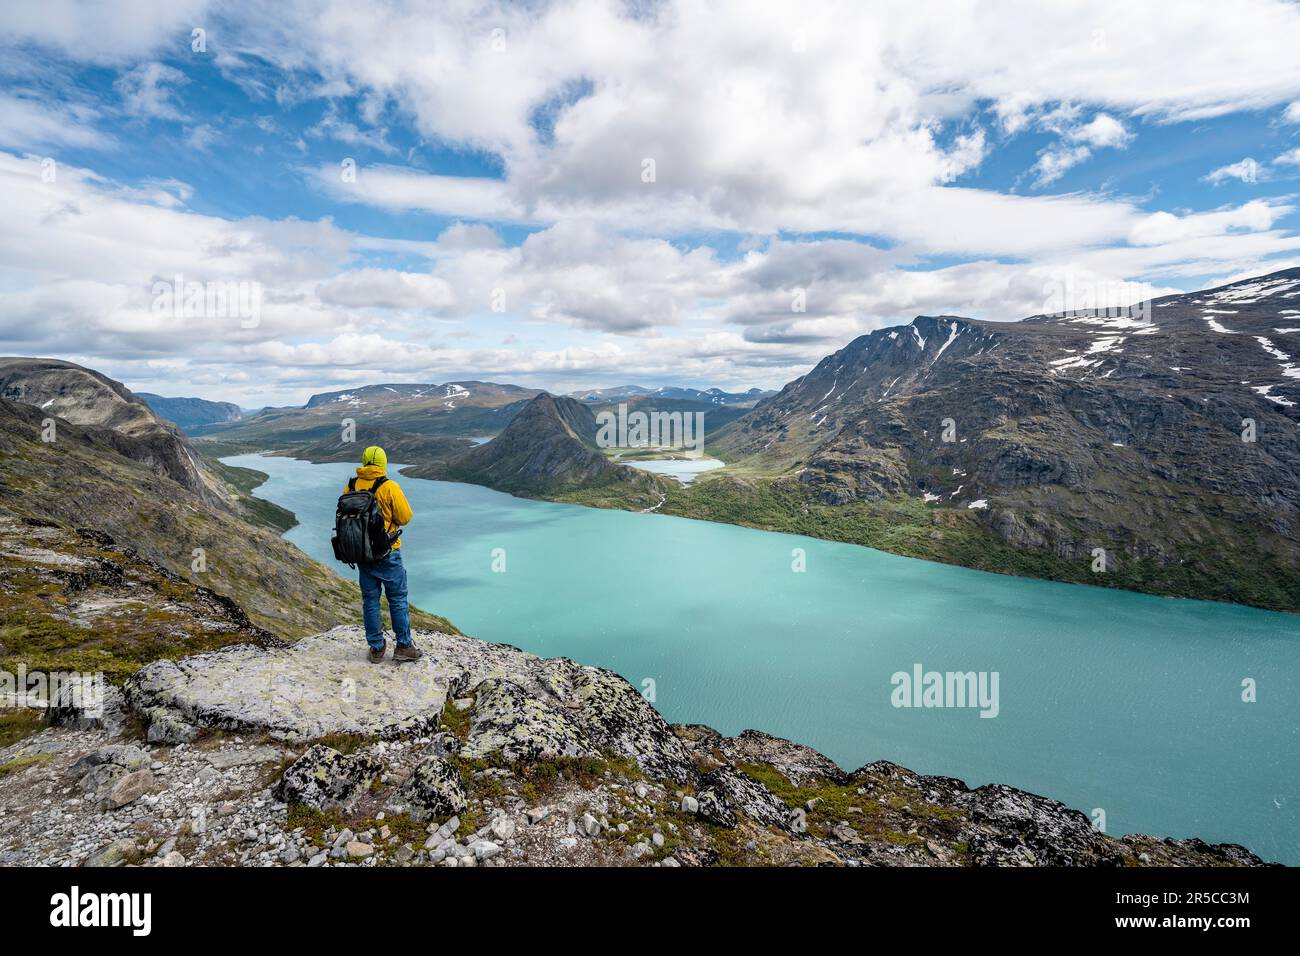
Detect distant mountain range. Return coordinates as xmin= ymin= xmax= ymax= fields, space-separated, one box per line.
xmin=138 ymin=393 xmax=243 ymax=430
xmin=568 ymin=385 xmax=776 ymax=406
xmin=406 ymin=392 xmax=666 ymax=507
xmin=125 ymin=266 xmax=1300 ymax=611
xmin=687 ymin=268 xmax=1300 ymax=610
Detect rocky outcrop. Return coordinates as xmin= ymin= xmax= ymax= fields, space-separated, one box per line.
xmin=123 ymin=626 xmax=696 ymax=782
xmin=401 ymin=756 xmax=468 ymax=821
xmin=0 ymin=625 xmax=1271 ymax=867
xmin=272 ymin=745 xmax=384 ymax=812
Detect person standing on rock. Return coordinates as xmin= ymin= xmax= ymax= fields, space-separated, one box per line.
xmin=345 ymin=445 xmax=421 ymax=664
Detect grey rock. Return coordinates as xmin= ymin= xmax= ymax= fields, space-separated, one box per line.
xmin=695 ymin=766 xmax=795 ymax=831
xmin=271 ymin=746 xmax=383 ymax=812
xmin=401 ymin=756 xmax=467 ymax=822
xmin=84 ymin=838 xmax=137 ymax=867
xmin=105 ymin=770 xmax=155 ymax=809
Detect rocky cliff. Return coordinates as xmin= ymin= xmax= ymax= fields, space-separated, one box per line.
xmin=0 ymin=622 xmax=1267 ymax=868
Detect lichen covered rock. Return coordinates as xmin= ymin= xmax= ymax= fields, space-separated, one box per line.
xmin=401 ymin=755 xmax=467 ymax=821
xmin=271 ymin=745 xmax=383 ymax=812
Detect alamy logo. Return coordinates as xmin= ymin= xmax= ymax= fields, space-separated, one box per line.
xmin=595 ymin=403 xmax=705 ymax=458
xmin=1 ymin=665 xmax=104 ymax=717
xmin=49 ymin=886 xmax=151 ymax=936
xmin=890 ymin=663 xmax=1000 ymax=718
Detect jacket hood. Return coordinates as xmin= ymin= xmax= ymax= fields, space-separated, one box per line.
xmin=356 ymin=464 xmax=387 ymax=480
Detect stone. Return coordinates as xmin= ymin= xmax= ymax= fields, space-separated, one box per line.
xmin=490 ymin=816 xmax=516 ymax=841
xmin=471 ymin=840 xmax=501 ymax=862
xmin=345 ymin=841 xmax=373 ymax=860
xmin=72 ymin=744 xmax=150 ymax=775
xmin=271 ymin=746 xmax=383 ymax=812
xmin=401 ymin=756 xmax=467 ymax=821
xmin=579 ymin=813 xmax=601 ymax=836
xmin=85 ymin=838 xmax=137 ymax=867
xmin=142 ymin=707 xmax=198 ymax=745
xmin=158 ymin=851 xmax=186 ymax=867
xmin=695 ymin=767 xmax=795 ymax=831
xmin=680 ymin=795 xmax=699 ymax=814
xmin=205 ymin=746 xmax=282 ymax=769
xmin=105 ymin=770 xmax=155 ymax=809
xmin=123 ymin=627 xmax=455 ymax=742
xmin=307 ymin=851 xmax=328 ymax=867
xmin=47 ymin=680 xmax=128 ymax=736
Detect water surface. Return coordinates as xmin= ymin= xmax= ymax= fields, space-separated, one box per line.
xmin=226 ymin=453 xmax=1300 ymax=863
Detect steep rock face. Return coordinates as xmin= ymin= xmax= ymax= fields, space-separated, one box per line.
xmin=0 ymin=357 xmax=222 ymax=502
xmin=709 ymin=270 xmax=1300 ymax=608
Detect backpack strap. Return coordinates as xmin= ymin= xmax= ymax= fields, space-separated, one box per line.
xmin=347 ymin=477 xmax=358 ymax=492
xmin=368 ymin=475 xmax=387 ymax=495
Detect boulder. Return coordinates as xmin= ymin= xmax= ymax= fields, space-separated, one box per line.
xmin=695 ymin=766 xmax=797 ymax=831
xmin=271 ymin=745 xmax=383 ymax=812
xmin=401 ymin=756 xmax=467 ymax=821
xmin=105 ymin=769 xmax=154 ymax=809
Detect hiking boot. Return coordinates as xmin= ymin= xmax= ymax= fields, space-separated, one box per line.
xmin=367 ymin=641 xmax=388 ymax=664
xmin=392 ymin=643 xmax=423 ymax=664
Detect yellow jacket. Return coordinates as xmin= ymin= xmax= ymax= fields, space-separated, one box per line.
xmin=346 ymin=465 xmax=413 ymax=549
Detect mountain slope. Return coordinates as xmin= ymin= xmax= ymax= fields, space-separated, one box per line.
xmin=687 ymin=268 xmax=1300 ymax=610
xmin=138 ymin=393 xmax=243 ymax=431
xmin=0 ymin=364 xmax=456 ymax=638
xmin=406 ymin=392 xmax=668 ymax=506
xmin=0 ymin=358 xmax=226 ymax=504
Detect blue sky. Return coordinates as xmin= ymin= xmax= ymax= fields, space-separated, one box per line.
xmin=3 ymin=1 xmax=1300 ymax=405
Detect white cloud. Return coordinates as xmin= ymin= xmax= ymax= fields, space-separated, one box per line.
xmin=0 ymin=0 xmax=211 ymax=64
xmin=1034 ymin=144 xmax=1093 ymax=186
xmin=1067 ymin=113 xmax=1132 ymax=149
xmin=1204 ymin=157 xmax=1264 ymax=185
xmin=1276 ymin=147 xmax=1300 ymax=165
xmin=114 ymin=62 xmax=189 ymax=121
xmin=184 ymin=124 xmax=220 ymax=150
xmin=0 ymin=93 xmax=111 ymax=150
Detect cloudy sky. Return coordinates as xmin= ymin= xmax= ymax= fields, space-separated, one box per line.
xmin=4 ymin=0 xmax=1300 ymax=406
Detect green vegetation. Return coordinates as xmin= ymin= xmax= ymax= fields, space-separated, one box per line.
xmin=656 ymin=474 xmax=1300 ymax=612
xmin=208 ymin=459 xmax=297 ymax=533
xmin=0 ymin=752 xmax=53 ymax=777
xmin=0 ymin=708 xmax=44 ymax=749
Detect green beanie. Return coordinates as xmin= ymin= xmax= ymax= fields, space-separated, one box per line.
xmin=361 ymin=446 xmax=387 ymax=468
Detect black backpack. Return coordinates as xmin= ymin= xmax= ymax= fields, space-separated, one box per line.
xmin=331 ymin=476 xmax=399 ymax=567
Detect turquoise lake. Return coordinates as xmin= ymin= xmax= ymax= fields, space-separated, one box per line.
xmin=225 ymin=453 xmax=1300 ymax=864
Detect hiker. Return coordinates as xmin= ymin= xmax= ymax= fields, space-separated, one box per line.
xmin=340 ymin=445 xmax=421 ymax=663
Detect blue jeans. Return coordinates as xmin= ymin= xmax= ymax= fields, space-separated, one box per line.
xmin=358 ymin=550 xmax=411 ymax=650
